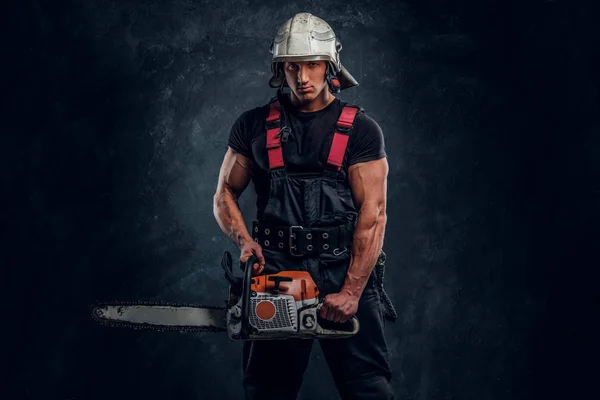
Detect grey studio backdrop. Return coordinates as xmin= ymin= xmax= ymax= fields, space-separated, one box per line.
xmin=5 ymin=0 xmax=599 ymax=399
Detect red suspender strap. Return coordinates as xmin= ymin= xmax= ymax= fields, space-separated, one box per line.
xmin=327 ymin=106 xmax=359 ymax=170
xmin=265 ymin=100 xmax=284 ymax=169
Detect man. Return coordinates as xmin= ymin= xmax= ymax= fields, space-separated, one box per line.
xmin=213 ymin=12 xmax=393 ymax=400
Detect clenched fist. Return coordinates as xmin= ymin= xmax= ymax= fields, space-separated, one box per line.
xmin=240 ymin=240 xmax=266 ymax=276
xmin=319 ymin=291 xmax=359 ymax=323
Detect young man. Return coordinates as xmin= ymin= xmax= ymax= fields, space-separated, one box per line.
xmin=213 ymin=12 xmax=393 ymax=400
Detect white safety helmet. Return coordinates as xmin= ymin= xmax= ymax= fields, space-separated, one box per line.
xmin=268 ymin=12 xmax=359 ymax=92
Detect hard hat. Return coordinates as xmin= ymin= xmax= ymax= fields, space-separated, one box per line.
xmin=268 ymin=13 xmax=358 ymax=91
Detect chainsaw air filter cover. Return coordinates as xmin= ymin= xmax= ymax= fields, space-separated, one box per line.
xmin=248 ymin=271 xmax=319 ymax=333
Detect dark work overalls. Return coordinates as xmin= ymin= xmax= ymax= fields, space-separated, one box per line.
xmin=243 ymin=96 xmax=394 ymax=400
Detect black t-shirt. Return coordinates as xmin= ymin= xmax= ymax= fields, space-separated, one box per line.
xmin=227 ymin=95 xmax=386 ymax=219
xmin=228 ymin=95 xmax=386 ymax=177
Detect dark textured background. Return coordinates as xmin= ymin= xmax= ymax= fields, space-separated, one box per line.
xmin=4 ymin=0 xmax=599 ymax=399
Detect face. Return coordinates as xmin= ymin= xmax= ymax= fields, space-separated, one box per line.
xmin=283 ymin=60 xmax=329 ymax=102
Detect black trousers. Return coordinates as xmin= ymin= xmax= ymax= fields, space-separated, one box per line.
xmin=241 ymin=256 xmax=393 ymax=400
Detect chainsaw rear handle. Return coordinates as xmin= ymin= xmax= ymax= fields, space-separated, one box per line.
xmin=316 ymin=302 xmax=360 ymax=336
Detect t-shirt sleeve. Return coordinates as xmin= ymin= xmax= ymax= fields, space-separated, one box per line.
xmin=347 ymin=112 xmax=387 ymax=166
xmin=227 ymin=111 xmax=254 ymax=159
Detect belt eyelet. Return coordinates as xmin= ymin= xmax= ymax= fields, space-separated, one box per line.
xmin=323 ymin=244 xmax=329 ymax=250
xmin=306 ymin=245 xmax=313 ymax=251
xmin=278 ymin=230 xmax=284 ymax=237
xmin=264 ymin=240 xmax=270 ymax=247
xmin=322 ymin=233 xmax=329 ymax=239
xmin=306 ymin=233 xmax=312 ymax=240
xmin=264 ymin=229 xmax=270 ymax=235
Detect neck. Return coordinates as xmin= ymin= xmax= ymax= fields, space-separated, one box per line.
xmin=289 ymin=88 xmax=336 ymax=112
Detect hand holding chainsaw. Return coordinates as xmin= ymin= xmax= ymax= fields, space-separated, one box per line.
xmin=240 ymin=239 xmax=266 ymax=276
xmin=320 ymin=291 xmax=359 ymax=323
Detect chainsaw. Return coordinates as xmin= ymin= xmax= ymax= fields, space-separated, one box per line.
xmin=91 ymin=252 xmax=360 ymax=340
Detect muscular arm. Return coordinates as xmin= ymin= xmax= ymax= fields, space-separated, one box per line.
xmin=213 ymin=147 xmax=254 ymax=248
xmin=320 ymin=157 xmax=388 ymax=322
xmin=342 ymin=157 xmax=389 ymax=299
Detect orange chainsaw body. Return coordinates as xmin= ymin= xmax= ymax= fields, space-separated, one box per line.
xmin=227 ymin=268 xmax=359 ymax=340
xmin=250 ymin=271 xmax=319 ymax=302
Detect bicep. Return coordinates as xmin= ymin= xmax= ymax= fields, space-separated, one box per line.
xmin=348 ymin=158 xmax=388 ymax=211
xmin=216 ymin=147 xmax=254 ymax=199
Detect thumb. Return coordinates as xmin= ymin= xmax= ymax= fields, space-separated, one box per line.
xmin=240 ymin=248 xmax=251 ymax=263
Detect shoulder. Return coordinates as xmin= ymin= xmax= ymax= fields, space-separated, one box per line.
xmin=341 ymin=105 xmax=384 ymax=140
xmin=351 ymin=108 xmax=382 ymax=133
xmin=229 ymin=102 xmax=272 ymax=141
xmin=342 ymin=105 xmax=387 ymax=165
xmin=228 ymin=102 xmax=272 ymax=158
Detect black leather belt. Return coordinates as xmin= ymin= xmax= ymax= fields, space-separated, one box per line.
xmin=251 ymin=221 xmax=355 ymax=257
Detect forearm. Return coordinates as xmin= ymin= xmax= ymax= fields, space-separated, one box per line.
xmin=213 ymin=189 xmax=252 ymax=249
xmin=342 ymin=205 xmax=387 ymax=298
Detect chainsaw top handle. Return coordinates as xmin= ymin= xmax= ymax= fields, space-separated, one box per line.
xmin=240 ymin=255 xmax=258 ymax=338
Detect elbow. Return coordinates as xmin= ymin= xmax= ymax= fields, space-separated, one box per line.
xmin=375 ymin=206 xmax=387 ymax=230
xmin=377 ymin=208 xmax=387 ymax=228
xmin=213 ymin=185 xmax=235 ymax=218
xmin=359 ymin=203 xmax=387 ymax=230
xmin=212 ymin=195 xmax=219 ymax=220
xmin=213 ymin=190 xmax=225 ymax=218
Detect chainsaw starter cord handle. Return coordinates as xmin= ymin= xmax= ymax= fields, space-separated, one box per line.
xmin=268 ymin=275 xmax=293 ymax=295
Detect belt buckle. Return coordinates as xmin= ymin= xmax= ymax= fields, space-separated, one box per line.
xmin=289 ymin=225 xmax=304 ymax=257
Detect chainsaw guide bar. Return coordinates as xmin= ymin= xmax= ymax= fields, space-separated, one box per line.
xmin=91 ymin=300 xmax=228 ymax=333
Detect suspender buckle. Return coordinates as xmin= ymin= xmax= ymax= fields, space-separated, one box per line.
xmin=336 ymin=124 xmax=352 ymax=134
xmin=276 ymin=126 xmax=292 ymax=143
xmin=289 ymin=225 xmax=304 ymax=257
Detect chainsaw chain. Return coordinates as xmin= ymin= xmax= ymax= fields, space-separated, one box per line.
xmin=90 ymin=299 xmax=229 ymax=333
